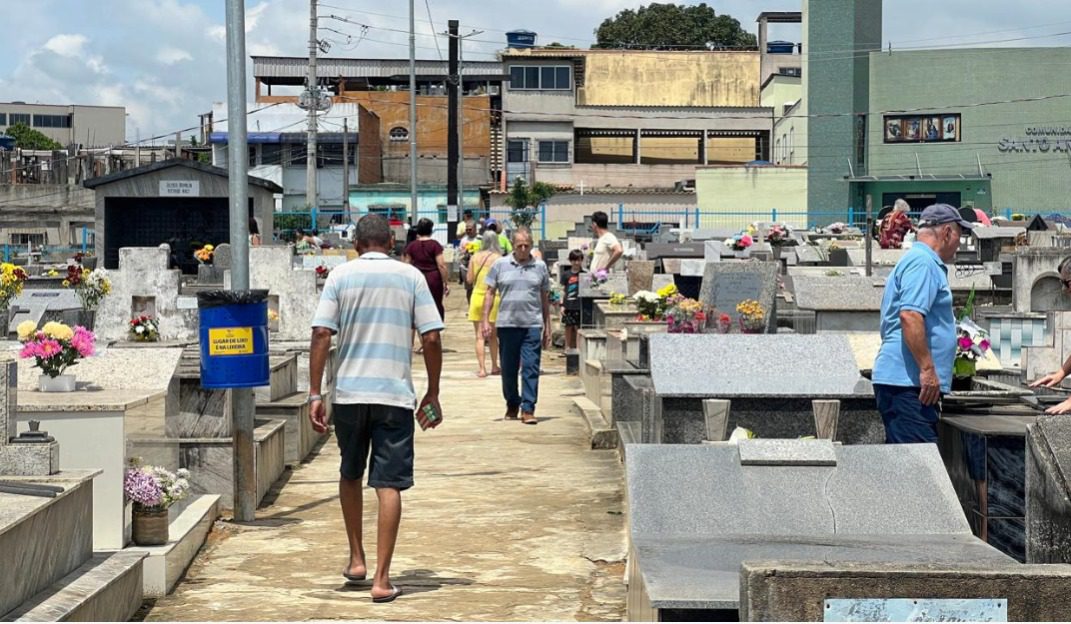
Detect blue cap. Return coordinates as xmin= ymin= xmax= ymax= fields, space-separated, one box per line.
xmin=919 ymin=203 xmax=973 ymax=230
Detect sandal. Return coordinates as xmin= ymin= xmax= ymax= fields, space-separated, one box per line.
xmin=371 ymin=584 xmax=403 ymax=603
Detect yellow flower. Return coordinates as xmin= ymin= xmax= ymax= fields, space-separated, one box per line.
xmin=62 ymin=279 xmax=70 ymax=287
xmin=657 ymin=284 xmax=678 ymax=299
xmin=41 ymin=321 xmax=73 ymax=341
xmin=16 ymin=320 xmax=37 ymax=341
xmin=47 ymin=269 xmax=58 ymax=277
xmin=205 ymin=244 xmax=214 ymax=251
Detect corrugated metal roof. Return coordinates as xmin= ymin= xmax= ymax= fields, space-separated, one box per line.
xmin=252 ymin=56 xmax=505 ymax=80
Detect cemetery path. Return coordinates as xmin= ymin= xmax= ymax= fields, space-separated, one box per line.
xmin=141 ymin=294 xmax=627 ymax=621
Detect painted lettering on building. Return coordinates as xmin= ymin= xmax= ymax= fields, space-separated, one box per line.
xmin=999 ymin=127 xmax=1071 ymax=153
xmin=159 ymin=180 xmax=201 ymax=196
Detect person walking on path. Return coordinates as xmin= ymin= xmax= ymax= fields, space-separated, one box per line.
xmin=403 ymin=218 xmax=449 ymax=320
xmin=467 ymin=231 xmax=503 ymax=377
xmin=589 ymin=210 xmax=623 ymax=272
xmin=457 ymin=222 xmax=479 ymax=299
xmin=308 ymin=214 xmax=444 ymax=604
xmin=480 ymin=228 xmax=551 ymax=425
xmin=873 ymin=204 xmax=972 ymax=443
xmin=561 ymin=249 xmax=585 ymax=355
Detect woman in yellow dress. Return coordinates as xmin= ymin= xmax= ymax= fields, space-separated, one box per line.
xmin=467 ymin=231 xmax=503 ymax=377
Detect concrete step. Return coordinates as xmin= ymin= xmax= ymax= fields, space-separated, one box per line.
xmin=257 ymin=391 xmax=329 ymax=466
xmin=572 ymin=396 xmax=618 ymax=450
xmin=123 ymin=495 xmax=220 ymax=597
xmin=3 ymin=551 xmax=145 ymax=622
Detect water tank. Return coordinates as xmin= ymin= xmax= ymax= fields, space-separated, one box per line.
xmin=0 ymin=136 xmax=15 ymax=151
xmin=766 ymin=40 xmax=795 ymax=54
xmin=506 ymin=30 xmax=538 ymax=49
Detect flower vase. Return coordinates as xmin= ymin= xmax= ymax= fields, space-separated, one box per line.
xmin=38 ymin=374 xmax=76 ymax=392
xmin=75 ymin=309 xmax=96 ymax=331
xmin=952 ymin=358 xmax=977 ymax=391
xmin=739 ymin=318 xmax=764 ymax=334
xmin=132 ymin=507 xmax=168 ymax=546
xmin=771 ymin=243 xmax=783 ymax=260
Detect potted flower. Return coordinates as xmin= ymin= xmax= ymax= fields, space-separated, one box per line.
xmin=0 ymin=262 xmax=29 ymax=322
xmin=124 ymin=460 xmax=191 ymax=546
xmin=608 ymin=292 xmax=628 ymax=306
xmin=714 ymin=311 xmax=733 ymax=334
xmin=63 ymin=264 xmax=111 ymax=329
xmin=665 ymin=297 xmax=706 ymax=334
xmin=827 ymin=241 xmax=849 ymax=267
xmin=632 ymin=290 xmax=662 ymax=320
xmin=953 ymin=289 xmax=989 ymax=391
xmin=129 ymin=315 xmax=160 ymax=342
xmin=17 ymin=321 xmax=96 ymax=392
xmin=315 ymin=264 xmax=331 ymax=281
xmin=737 ymin=299 xmax=766 ymax=334
xmin=724 ymin=233 xmax=754 ymax=258
xmin=765 ymin=224 xmax=791 ymax=259
xmin=267 ymin=308 xmax=280 ymax=332
xmin=194 ymin=244 xmax=214 ymax=264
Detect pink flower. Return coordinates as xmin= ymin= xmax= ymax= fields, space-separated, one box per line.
xmin=958 ymin=336 xmax=974 ymax=351
xmin=740 ymin=234 xmax=753 ymax=246
xmin=979 ymin=339 xmax=991 ymax=352
xmin=38 ymin=339 xmax=61 ymax=359
xmin=71 ymin=326 xmax=96 ymax=358
xmin=19 ymin=342 xmax=40 ymax=359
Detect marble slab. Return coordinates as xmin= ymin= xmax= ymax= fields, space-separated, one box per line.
xmin=698 ymin=261 xmax=779 ymax=330
xmin=13 ymin=348 xmax=182 ymax=394
xmin=649 ymin=334 xmax=871 ymax=398
xmin=680 ymin=259 xmax=708 ymax=277
xmin=736 ymin=439 xmax=837 ymax=466
xmin=792 ymin=275 xmax=884 ymax=311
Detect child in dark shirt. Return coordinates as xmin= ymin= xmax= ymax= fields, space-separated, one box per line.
xmin=560 ymin=249 xmax=585 ymax=352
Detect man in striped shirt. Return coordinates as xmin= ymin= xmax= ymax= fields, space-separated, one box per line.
xmin=481 ymin=227 xmax=551 ymax=425
xmin=308 ymin=214 xmax=443 ymax=603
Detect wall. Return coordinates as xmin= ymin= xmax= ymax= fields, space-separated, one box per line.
xmin=357 ymin=105 xmax=382 ymax=185
xmin=0 ymin=184 xmax=95 ymax=248
xmin=867 ymin=48 xmax=1071 ymax=214
xmin=340 ymin=91 xmax=491 ymax=158
xmin=0 ymin=103 xmax=126 ymax=147
xmin=578 ymin=52 xmax=759 ymax=107
xmin=535 ymin=163 xmax=699 ymax=189
xmin=489 ymin=191 xmax=697 ymax=241
xmin=696 ymin=166 xmax=808 ymax=228
xmin=856 ymin=179 xmax=993 ymax=213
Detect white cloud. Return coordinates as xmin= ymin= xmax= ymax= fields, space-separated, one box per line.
xmin=157 ymin=47 xmax=193 ymax=65
xmin=43 ymin=33 xmax=88 ymax=57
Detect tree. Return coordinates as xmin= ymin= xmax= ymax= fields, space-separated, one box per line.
xmin=3 ymin=123 xmax=63 ymax=150
xmin=503 ymin=178 xmax=556 ymax=229
xmin=594 ymin=3 xmax=757 ymax=50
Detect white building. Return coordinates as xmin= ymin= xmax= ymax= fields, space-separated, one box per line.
xmin=0 ymin=101 xmax=126 ymax=148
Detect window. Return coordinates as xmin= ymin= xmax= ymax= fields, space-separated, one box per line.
xmin=507 ymin=140 xmax=528 ymax=163
xmin=287 ymin=143 xmax=307 ymax=166
xmin=9 ymin=233 xmax=46 ymax=247
xmin=0 ymin=113 xmax=6 ymax=125
xmin=33 ymin=114 xmax=71 ymax=128
xmin=389 ymin=126 xmax=409 ymax=142
xmin=884 ymin=113 xmax=960 ymax=144
xmin=508 ymin=65 xmax=571 ymax=90
xmin=9 ymin=113 xmax=30 ymax=126
xmin=261 ymin=144 xmax=283 ymax=166
xmin=537 ymin=140 xmax=569 ymax=163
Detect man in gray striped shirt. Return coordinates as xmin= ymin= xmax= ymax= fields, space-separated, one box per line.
xmin=481 ymin=228 xmax=551 ymax=425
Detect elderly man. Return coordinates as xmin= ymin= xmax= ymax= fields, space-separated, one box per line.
xmin=873 ymin=204 xmax=972 ymax=443
xmin=1030 ymin=257 xmax=1071 ymax=412
xmin=481 ymin=227 xmax=551 ymax=425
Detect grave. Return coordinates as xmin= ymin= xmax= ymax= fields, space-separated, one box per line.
xmin=645 ymin=334 xmax=879 ymax=444
xmin=790 ymin=275 xmax=884 ymax=333
xmin=626 ymin=261 xmax=655 ymax=295
xmin=625 ymin=442 xmax=1015 ymax=621
xmin=1013 ymin=247 xmax=1071 ymax=314
xmin=1026 ymin=414 xmax=1071 ymax=564
xmin=226 ymin=246 xmax=319 ymax=342
xmin=7 ymin=290 xmax=85 ymax=338
xmin=95 ymin=246 xmax=197 ymax=343
xmin=698 ymin=261 xmax=779 ymax=332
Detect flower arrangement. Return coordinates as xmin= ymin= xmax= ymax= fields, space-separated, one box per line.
xmin=194 ymin=244 xmax=214 ymax=264
xmin=657 ymin=283 xmax=679 ymax=300
xmin=724 ymin=233 xmax=754 ymax=252
xmin=268 ymin=309 xmax=280 ymax=323
xmin=17 ymin=321 xmax=95 ymax=378
xmin=315 ymin=264 xmax=331 ymax=280
xmin=766 ymin=224 xmax=790 ymax=245
xmin=954 ymin=288 xmax=989 ymax=381
xmin=664 ymin=297 xmax=707 ymax=334
xmin=465 ymin=241 xmax=482 ymax=255
xmin=63 ymin=265 xmax=111 ymax=310
xmin=589 ymin=268 xmax=610 ymax=287
xmin=0 ymin=262 xmax=29 ymax=311
xmin=608 ymin=292 xmax=628 ymax=306
xmin=129 ymin=315 xmax=159 ymax=342
xmin=123 ymin=460 xmax=190 ymax=512
xmin=714 ymin=311 xmax=733 ymax=334
xmin=632 ymin=290 xmax=662 ymax=320
xmin=46 ymin=268 xmax=59 ymax=277
xmin=736 ymin=299 xmax=766 ymax=333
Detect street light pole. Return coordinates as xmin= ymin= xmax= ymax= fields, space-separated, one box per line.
xmin=409 ymin=0 xmax=418 ymax=225
xmin=306 ymin=0 xmax=319 ymax=217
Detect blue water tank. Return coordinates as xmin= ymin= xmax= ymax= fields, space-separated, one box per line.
xmin=767 ymin=40 xmax=796 ymax=54
xmin=506 ymin=30 xmax=538 ymax=49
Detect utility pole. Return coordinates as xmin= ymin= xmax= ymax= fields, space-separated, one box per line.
xmin=306 ymin=0 xmax=319 ymax=217
xmin=456 ymin=28 xmax=483 ymax=229
xmin=224 ymin=0 xmax=254 ymax=522
xmin=408 ymin=0 xmax=418 ymax=225
xmin=447 ymin=20 xmax=459 ymax=244
xmin=342 ymin=117 xmax=350 ymax=223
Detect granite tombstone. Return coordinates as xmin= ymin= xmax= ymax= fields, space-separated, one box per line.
xmin=698 ymin=261 xmax=779 ymax=332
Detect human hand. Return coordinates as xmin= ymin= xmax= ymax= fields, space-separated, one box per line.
xmin=1046 ymin=397 xmax=1071 ymax=415
xmin=416 ymin=393 xmax=443 ymax=430
xmin=919 ymin=367 xmax=941 ymax=405
xmin=481 ymin=321 xmax=493 ymax=339
xmin=309 ymin=399 xmax=328 ymax=433
xmin=1031 ymin=370 xmax=1067 ymax=389
xmin=444 ymin=285 xmax=450 ymax=297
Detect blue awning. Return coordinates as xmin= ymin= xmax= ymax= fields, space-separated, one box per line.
xmin=209 ymin=132 xmax=283 ymax=144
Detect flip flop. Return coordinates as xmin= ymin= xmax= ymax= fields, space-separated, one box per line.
xmin=372 ymin=585 xmax=403 ymax=603
xmin=342 ymin=570 xmax=367 ymax=584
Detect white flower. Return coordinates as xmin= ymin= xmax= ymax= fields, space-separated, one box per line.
xmin=135 ymin=325 xmax=145 ymax=334
xmin=633 ymin=290 xmax=659 ymax=303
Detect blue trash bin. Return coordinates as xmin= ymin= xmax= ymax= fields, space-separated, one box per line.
xmin=196 ymin=290 xmax=270 ymax=389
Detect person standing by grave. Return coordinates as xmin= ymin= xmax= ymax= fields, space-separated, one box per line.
xmin=1029 ymin=257 xmax=1071 ymax=413
xmin=308 ymin=213 xmax=444 ymax=603
xmin=873 ymin=204 xmax=973 ymax=443
xmin=402 ymin=218 xmax=448 ymax=320
xmin=467 ymin=231 xmax=504 ymax=377
xmin=589 ymin=210 xmax=623 ymax=272
xmin=481 ymin=228 xmax=551 ymax=424
xmin=561 ymin=249 xmax=585 ymax=355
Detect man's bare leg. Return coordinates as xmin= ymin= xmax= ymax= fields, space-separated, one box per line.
xmin=339 ymin=478 xmax=366 ymax=577
xmin=371 ymin=487 xmax=402 ymax=598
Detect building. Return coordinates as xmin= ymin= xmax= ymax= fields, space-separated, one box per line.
xmin=0 ymin=102 xmax=126 ymax=148
xmin=500 ymin=47 xmax=773 ymax=191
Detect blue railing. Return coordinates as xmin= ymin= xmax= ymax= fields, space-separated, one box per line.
xmin=276 ymin=204 xmax=550 ymax=242
xmin=614 ymin=204 xmax=864 ymax=232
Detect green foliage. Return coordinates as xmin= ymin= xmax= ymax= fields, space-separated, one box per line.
xmin=503 ymin=179 xmax=556 ymax=229
xmin=4 ymin=123 xmax=63 ymax=150
xmin=594 ymin=3 xmax=757 ymax=50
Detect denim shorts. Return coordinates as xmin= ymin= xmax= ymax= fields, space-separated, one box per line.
xmin=333 ymin=403 xmax=414 ymax=490
xmin=873 ymin=384 xmax=941 ymax=444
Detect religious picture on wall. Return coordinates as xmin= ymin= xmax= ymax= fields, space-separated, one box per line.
xmin=943 ymin=115 xmax=959 ymax=141
xmin=925 ymin=117 xmax=942 ymax=141
xmin=885 ymin=118 xmax=903 ymax=142
xmin=905 ymin=118 xmax=921 ymax=141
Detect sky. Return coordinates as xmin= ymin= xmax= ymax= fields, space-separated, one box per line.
xmin=1 ymin=0 xmax=1070 ymax=142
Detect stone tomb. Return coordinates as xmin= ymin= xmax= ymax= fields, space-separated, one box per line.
xmin=643 ymin=334 xmax=879 ymax=444
xmin=226 ymin=246 xmax=318 ymax=342
xmin=625 ymin=441 xmax=1014 ymax=621
xmin=698 ymin=261 xmax=779 ymax=332
xmin=7 ymin=290 xmax=84 ymax=338
xmin=95 ymin=247 xmax=196 ymax=343
xmin=789 ymin=275 xmax=884 ymax=333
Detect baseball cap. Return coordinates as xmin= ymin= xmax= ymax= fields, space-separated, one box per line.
xmin=918 ymin=203 xmax=974 ymax=231
xmin=484 ymin=217 xmax=498 ymax=228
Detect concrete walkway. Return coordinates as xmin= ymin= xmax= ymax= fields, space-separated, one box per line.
xmin=142 ymin=294 xmax=627 ymax=621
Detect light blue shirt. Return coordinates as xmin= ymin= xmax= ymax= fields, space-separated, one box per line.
xmin=873 ymin=243 xmax=956 ymax=394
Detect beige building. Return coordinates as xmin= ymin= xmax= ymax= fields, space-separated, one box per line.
xmin=0 ymin=102 xmax=126 ymax=148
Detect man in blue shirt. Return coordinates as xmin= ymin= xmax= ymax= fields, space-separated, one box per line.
xmin=872 ymin=204 xmax=973 ymax=443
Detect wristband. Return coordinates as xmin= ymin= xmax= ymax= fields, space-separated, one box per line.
xmin=307 ymin=394 xmax=323 ymax=404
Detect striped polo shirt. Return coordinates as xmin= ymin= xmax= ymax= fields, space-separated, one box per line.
xmin=311 ymin=252 xmax=444 ymax=409
xmin=485 ymin=253 xmax=550 ymax=328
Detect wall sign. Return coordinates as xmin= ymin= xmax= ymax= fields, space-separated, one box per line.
xmin=998 ymin=127 xmax=1071 ymax=153
xmin=160 ymin=180 xmax=200 ymax=196
xmin=884 ymin=114 xmax=960 ymax=144
xmin=824 ymin=598 xmax=1007 ymax=622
